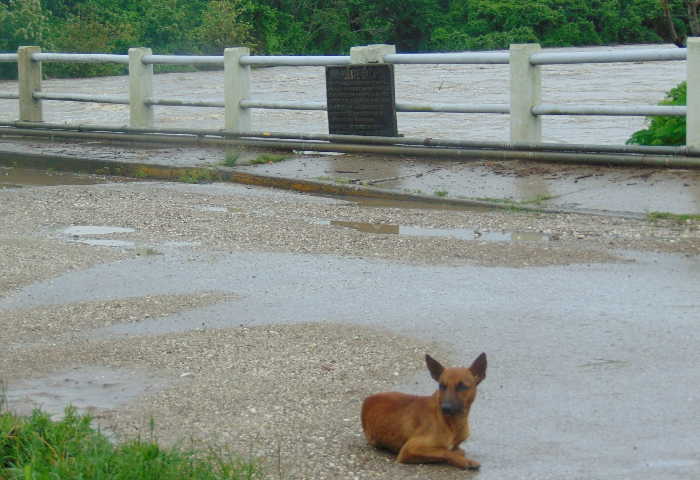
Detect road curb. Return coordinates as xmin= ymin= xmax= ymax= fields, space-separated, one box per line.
xmin=0 ymin=149 xmax=645 ymax=219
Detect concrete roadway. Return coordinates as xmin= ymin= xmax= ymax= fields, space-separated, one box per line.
xmin=1 ymin=139 xmax=699 ymax=478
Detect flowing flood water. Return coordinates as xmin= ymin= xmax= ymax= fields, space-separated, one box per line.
xmin=0 ymin=45 xmax=687 ymax=145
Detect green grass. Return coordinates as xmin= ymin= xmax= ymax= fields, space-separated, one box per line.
xmin=178 ymin=169 xmax=217 ymax=184
xmin=222 ymin=152 xmax=240 ymax=167
xmin=646 ymin=211 xmax=700 ymax=223
xmin=520 ymin=194 xmax=555 ymax=205
xmin=0 ymin=397 xmax=261 ymax=480
xmin=434 ymin=190 xmax=448 ymax=197
xmin=249 ymin=154 xmax=288 ymax=165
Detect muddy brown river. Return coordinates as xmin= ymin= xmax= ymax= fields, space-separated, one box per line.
xmin=0 ymin=45 xmax=687 ymax=145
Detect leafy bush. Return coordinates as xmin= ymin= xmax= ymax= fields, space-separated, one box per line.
xmin=0 ymin=0 xmax=52 ymax=79
xmin=45 ymin=5 xmax=137 ymax=78
xmin=193 ymin=0 xmax=256 ymax=55
xmin=627 ymin=82 xmax=686 ymax=146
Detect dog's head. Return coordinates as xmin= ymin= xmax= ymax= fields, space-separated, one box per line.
xmin=426 ymin=353 xmax=487 ymax=416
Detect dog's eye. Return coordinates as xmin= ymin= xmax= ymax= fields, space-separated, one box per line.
xmin=439 ymin=383 xmax=447 ymax=391
xmin=456 ymin=382 xmax=470 ymax=392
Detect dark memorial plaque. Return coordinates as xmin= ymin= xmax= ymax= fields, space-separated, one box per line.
xmin=325 ymin=64 xmax=398 ymax=137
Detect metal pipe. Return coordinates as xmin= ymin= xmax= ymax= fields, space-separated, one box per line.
xmin=397 ymin=102 xmax=509 ymax=114
xmin=1 ymin=125 xmax=699 ymax=168
xmin=147 ymin=97 xmax=224 ymax=107
xmin=31 ymin=53 xmax=129 ymax=64
xmin=0 ymin=93 xmax=18 ymax=99
xmin=531 ymin=48 xmax=686 ymax=65
xmin=240 ymin=55 xmax=350 ymax=66
xmin=33 ymin=92 xmax=129 ymax=104
xmin=4 ymin=121 xmax=700 ymax=157
xmin=0 ymin=54 xmax=17 ymax=62
xmin=142 ymin=54 xmax=224 ymax=65
xmin=241 ymin=99 xmax=326 ymax=110
xmin=533 ymin=103 xmax=687 ymax=116
xmin=385 ymin=52 xmax=510 ymax=65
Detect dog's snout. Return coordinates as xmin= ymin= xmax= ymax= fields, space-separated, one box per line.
xmin=440 ymin=402 xmax=460 ymax=415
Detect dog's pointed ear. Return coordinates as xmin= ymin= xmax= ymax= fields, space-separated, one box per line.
xmin=470 ymin=352 xmax=487 ymax=384
xmin=425 ymin=354 xmax=444 ymax=382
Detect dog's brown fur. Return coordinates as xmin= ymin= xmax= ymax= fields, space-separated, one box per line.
xmin=361 ymin=353 xmax=487 ymax=470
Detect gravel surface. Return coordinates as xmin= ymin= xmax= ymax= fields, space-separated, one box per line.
xmin=2 ymin=178 xmax=699 ymax=479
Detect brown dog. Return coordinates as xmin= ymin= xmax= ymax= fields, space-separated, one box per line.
xmin=361 ymin=353 xmax=487 ymax=470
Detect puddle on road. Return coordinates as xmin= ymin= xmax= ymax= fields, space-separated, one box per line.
xmin=5 ymin=366 xmax=167 ymax=420
xmin=0 ymin=166 xmax=109 ymax=188
xmin=63 ymin=226 xmax=135 ymax=236
xmin=319 ymin=219 xmax=550 ymax=243
xmin=61 ymin=225 xmax=137 ymax=248
xmin=198 ymin=205 xmax=245 ymax=214
xmin=72 ymin=238 xmax=136 ymax=248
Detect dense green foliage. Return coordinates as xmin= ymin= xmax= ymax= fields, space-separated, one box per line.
xmin=0 ymin=406 xmax=261 ymax=479
xmin=627 ymin=81 xmax=686 ymax=145
xmin=0 ymin=0 xmax=694 ymax=77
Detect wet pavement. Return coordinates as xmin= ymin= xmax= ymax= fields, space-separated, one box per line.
xmin=2 ymin=246 xmax=699 ymax=479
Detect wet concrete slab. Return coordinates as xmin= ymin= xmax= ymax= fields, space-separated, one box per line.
xmin=235 ymin=155 xmax=700 ymax=215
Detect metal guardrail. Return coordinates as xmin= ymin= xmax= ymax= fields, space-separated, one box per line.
xmin=32 ymin=53 xmax=129 ymax=64
xmin=1 ymin=42 xmax=699 ymax=148
xmin=386 ymin=52 xmax=510 ymax=64
xmin=530 ymin=48 xmax=687 ymax=65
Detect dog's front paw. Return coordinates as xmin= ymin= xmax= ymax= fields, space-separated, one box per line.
xmin=463 ymin=458 xmax=480 ymax=471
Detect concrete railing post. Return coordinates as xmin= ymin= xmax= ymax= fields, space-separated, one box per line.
xmin=509 ymin=43 xmax=542 ymax=144
xmin=687 ymin=37 xmax=700 ymax=149
xmin=349 ymin=44 xmax=396 ymax=64
xmin=128 ymin=47 xmax=154 ymax=128
xmin=18 ymin=46 xmax=43 ymax=122
xmin=224 ymin=47 xmax=251 ymax=132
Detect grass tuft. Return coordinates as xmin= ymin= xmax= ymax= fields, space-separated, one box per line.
xmin=178 ymin=169 xmax=217 ymax=184
xmin=646 ymin=211 xmax=700 ymax=223
xmin=249 ymin=154 xmax=288 ymax=165
xmin=0 ymin=405 xmax=261 ymax=480
xmin=222 ymin=152 xmax=240 ymax=167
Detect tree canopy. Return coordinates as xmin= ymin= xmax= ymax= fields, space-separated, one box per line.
xmin=0 ymin=0 xmax=696 ymax=78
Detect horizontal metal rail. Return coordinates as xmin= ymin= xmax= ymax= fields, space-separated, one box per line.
xmin=241 ymin=99 xmax=326 ymax=110
xmin=0 ymin=93 xmax=18 ymax=99
xmin=385 ymin=52 xmax=510 ymax=65
xmin=9 ymin=120 xmax=699 ymax=157
xmin=531 ymin=48 xmax=686 ymax=65
xmin=0 ymin=54 xmax=18 ymax=62
xmin=3 ymin=124 xmax=700 ymax=170
xmin=34 ymin=92 xmax=129 ymax=104
xmin=397 ymin=102 xmax=509 ymax=114
xmin=31 ymin=53 xmax=129 ymax=64
xmin=240 ymin=55 xmax=350 ymax=66
xmin=142 ymin=54 xmax=224 ymax=66
xmin=147 ymin=97 xmax=224 ymax=107
xmin=533 ymin=103 xmax=687 ymax=116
